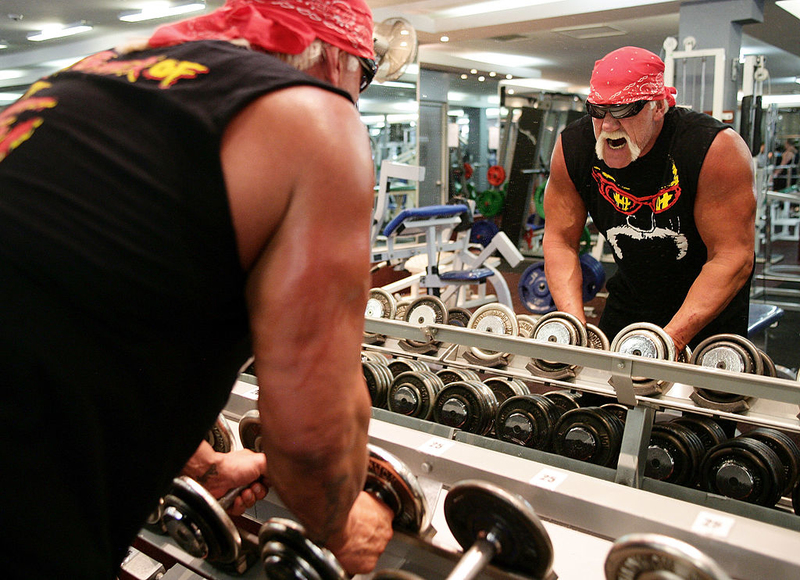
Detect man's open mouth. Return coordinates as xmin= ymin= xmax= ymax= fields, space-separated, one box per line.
xmin=608 ymin=137 xmax=627 ymax=149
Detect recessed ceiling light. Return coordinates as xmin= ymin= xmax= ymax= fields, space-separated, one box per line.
xmin=470 ymin=69 xmax=478 ymax=74
xmin=478 ymin=76 xmax=485 ymax=82
xmin=119 ymin=2 xmax=206 ymax=23
xmin=440 ymin=35 xmax=450 ymax=43
xmin=28 ymin=22 xmax=93 ymax=42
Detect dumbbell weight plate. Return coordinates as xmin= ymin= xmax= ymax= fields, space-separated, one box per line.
xmin=672 ymin=415 xmax=727 ymax=455
xmin=387 ymin=371 xmax=443 ymax=420
xmin=366 ymin=288 xmax=396 ymax=320
xmin=610 ymin=322 xmax=676 ymax=394
xmin=387 ymin=358 xmax=429 ymax=377
xmin=447 ymin=307 xmax=473 ymax=328
xmin=238 ymin=410 xmax=262 ymax=453
xmin=495 ymin=394 xmax=559 ymax=450
xmin=543 ymin=390 xmax=582 ymax=415
xmin=162 ymin=476 xmax=242 ymax=563
xmin=531 ymin=311 xmax=589 ymax=369
xmin=553 ymin=407 xmax=624 ymax=467
xmin=444 ymin=480 xmax=554 ymax=580
xmin=605 ymin=533 xmax=733 ymax=580
xmin=259 ymin=518 xmax=347 ymax=580
xmin=366 ymin=444 xmax=429 ymax=534
xmin=482 ymin=377 xmax=530 ymax=405
xmin=516 ymin=314 xmax=538 ymax=339
xmin=586 ymin=323 xmax=610 ymax=351
xmin=743 ymin=427 xmax=800 ymax=496
xmin=700 ymin=437 xmax=784 ymax=507
xmin=599 ymin=403 xmax=628 ymax=424
xmin=404 ymin=295 xmax=449 ymax=348
xmin=433 ymin=381 xmax=498 ymax=436
xmin=436 ymin=367 xmax=481 ymax=385
xmin=691 ymin=334 xmax=763 ymax=404
xmin=645 ymin=423 xmax=704 ymax=486
xmin=205 ymin=414 xmax=235 ymax=453
xmin=363 ymin=360 xmax=393 ymax=409
xmin=395 ymin=300 xmax=412 ymax=321
xmin=466 ymin=303 xmax=519 ymax=360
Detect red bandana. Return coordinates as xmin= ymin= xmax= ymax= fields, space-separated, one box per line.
xmin=148 ymin=0 xmax=374 ymax=59
xmin=587 ymin=46 xmax=677 ymax=106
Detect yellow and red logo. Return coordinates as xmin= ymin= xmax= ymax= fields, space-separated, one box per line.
xmin=0 ymin=81 xmax=57 ymax=163
xmin=591 ymin=161 xmax=681 ymax=215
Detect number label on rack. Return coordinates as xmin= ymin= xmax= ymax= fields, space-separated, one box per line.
xmin=418 ymin=438 xmax=455 ymax=457
xmin=530 ymin=468 xmax=568 ymax=491
xmin=692 ymin=511 xmax=735 ymax=539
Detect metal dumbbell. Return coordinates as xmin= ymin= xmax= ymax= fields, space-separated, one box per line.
xmin=442 ymin=480 xmax=555 ymax=580
xmin=365 ymin=287 xmax=397 ymax=344
xmin=464 ymin=303 xmax=519 ymax=366
xmin=401 ymin=295 xmax=449 ymax=352
xmin=645 ymin=421 xmax=707 ymax=487
xmin=739 ymin=427 xmax=800 ymax=497
xmin=699 ymin=436 xmax=785 ymax=507
xmin=609 ymin=322 xmax=678 ymax=396
xmin=387 ymin=370 xmax=445 ymax=420
xmin=436 ymin=367 xmax=482 ymax=386
xmin=671 ymin=414 xmax=728 ymax=456
xmin=605 ymin=533 xmax=732 ymax=580
xmin=527 ymin=311 xmax=589 ymax=380
xmin=495 ymin=393 xmax=562 ymax=451
xmin=363 ymin=357 xmax=395 ymax=409
xmin=689 ymin=334 xmax=768 ymax=412
xmin=258 ymin=444 xmax=429 ymax=577
xmin=433 ymin=380 xmax=499 ymax=436
xmin=205 ymin=413 xmax=236 ymax=453
xmin=482 ymin=376 xmax=530 ymax=405
xmin=552 ymin=406 xmax=625 ymax=467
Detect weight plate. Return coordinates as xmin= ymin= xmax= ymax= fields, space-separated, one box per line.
xmin=163 ymin=476 xmax=242 ymax=563
xmin=363 ymin=361 xmax=392 ymax=409
xmin=530 ymin=311 xmax=589 ymax=373
xmin=387 ymin=358 xmax=429 ymax=377
xmin=486 ymin=165 xmax=507 ymax=187
xmin=238 ymin=410 xmax=263 ymax=453
xmin=394 ymin=300 xmax=412 ymax=321
xmin=579 ymin=253 xmax=606 ymax=302
xmin=610 ymin=322 xmax=676 ymax=393
xmin=691 ymin=334 xmax=762 ymax=404
xmin=469 ymin=219 xmax=500 ymax=247
xmin=586 ymin=323 xmax=610 ymax=350
xmin=387 ymin=371 xmax=443 ymax=420
xmin=646 ymin=423 xmax=703 ymax=486
xmin=543 ymin=390 xmax=582 ymax=416
xmin=743 ymin=427 xmax=800 ymax=497
xmin=404 ymin=295 xmax=448 ymax=327
xmin=205 ymin=414 xmax=235 ymax=453
xmin=259 ymin=517 xmax=347 ymax=580
xmin=444 ymin=480 xmax=554 ymax=579
xmin=362 ymin=351 xmax=389 ymax=364
xmin=477 ymin=189 xmax=504 ymax=217
xmin=600 ymin=403 xmax=628 ymax=424
xmin=758 ymin=348 xmax=777 ymax=377
xmin=553 ymin=407 xmax=623 ymax=467
xmin=516 ymin=314 xmax=539 ymax=339
xmin=447 ymin=307 xmax=473 ymax=328
xmin=483 ymin=377 xmax=530 ymax=404
xmin=365 ymin=288 xmax=396 ymax=320
xmin=436 ymin=367 xmax=481 ymax=385
xmin=700 ymin=437 xmax=784 ymax=506
xmin=605 ymin=533 xmax=733 ymax=580
xmin=366 ymin=444 xmax=429 ymax=533
xmin=433 ymin=380 xmax=497 ymax=435
xmin=672 ymin=415 xmax=727 ymax=454
xmin=496 ymin=394 xmax=557 ymax=450
xmin=467 ymin=303 xmax=519 ymax=360
xmin=518 ymin=261 xmax=556 ymax=314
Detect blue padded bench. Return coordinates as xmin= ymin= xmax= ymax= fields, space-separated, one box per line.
xmin=747 ymin=303 xmax=784 ymax=338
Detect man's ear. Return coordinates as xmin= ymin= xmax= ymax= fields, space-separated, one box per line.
xmin=321 ymin=45 xmax=341 ymax=85
xmin=652 ymin=99 xmax=668 ymax=121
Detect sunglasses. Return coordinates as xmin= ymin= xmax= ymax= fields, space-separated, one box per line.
xmin=358 ymin=57 xmax=377 ymax=93
xmin=585 ymin=100 xmax=649 ymax=120
xmin=592 ymin=167 xmax=682 ymax=215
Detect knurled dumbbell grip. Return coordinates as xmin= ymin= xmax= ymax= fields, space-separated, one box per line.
xmin=446 ymin=534 xmax=499 ymax=580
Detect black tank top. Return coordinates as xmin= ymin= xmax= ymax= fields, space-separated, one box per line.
xmin=559 ymin=108 xmax=750 ymax=344
xmin=0 ymin=41 xmax=350 ymax=577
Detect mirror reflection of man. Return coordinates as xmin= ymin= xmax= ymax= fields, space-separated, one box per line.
xmin=543 ymin=47 xmax=755 ymax=353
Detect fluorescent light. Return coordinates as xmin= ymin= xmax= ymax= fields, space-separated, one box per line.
xmin=0 ymin=92 xmax=23 ymax=104
xmin=120 ymin=3 xmax=207 ymax=23
xmin=0 ymin=40 xmax=8 ymax=50
xmin=777 ymin=0 xmax=800 ymax=20
xmin=435 ymin=0 xmax=555 ymax=18
xmin=0 ymin=70 xmax=27 ymax=80
xmin=28 ymin=23 xmax=93 ymax=42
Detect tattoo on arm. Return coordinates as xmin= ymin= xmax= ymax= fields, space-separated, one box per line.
xmin=197 ymin=464 xmax=219 ymax=485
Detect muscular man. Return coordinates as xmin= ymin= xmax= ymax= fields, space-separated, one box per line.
xmin=543 ymin=46 xmax=756 ymax=353
xmin=0 ymin=1 xmax=392 ymax=577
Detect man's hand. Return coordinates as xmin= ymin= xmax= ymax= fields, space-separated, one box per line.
xmin=324 ymin=491 xmax=394 ymax=575
xmin=181 ymin=441 xmax=269 ymax=515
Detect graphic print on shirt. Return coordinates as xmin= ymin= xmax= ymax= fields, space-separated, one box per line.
xmin=0 ymin=51 xmax=209 ymax=166
xmin=591 ymin=159 xmax=688 ymax=260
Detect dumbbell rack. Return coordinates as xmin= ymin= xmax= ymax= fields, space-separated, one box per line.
xmin=134 ymin=318 xmax=800 ymax=580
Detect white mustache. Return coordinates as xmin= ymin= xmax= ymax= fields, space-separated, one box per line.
xmin=595 ymin=130 xmax=642 ymax=162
